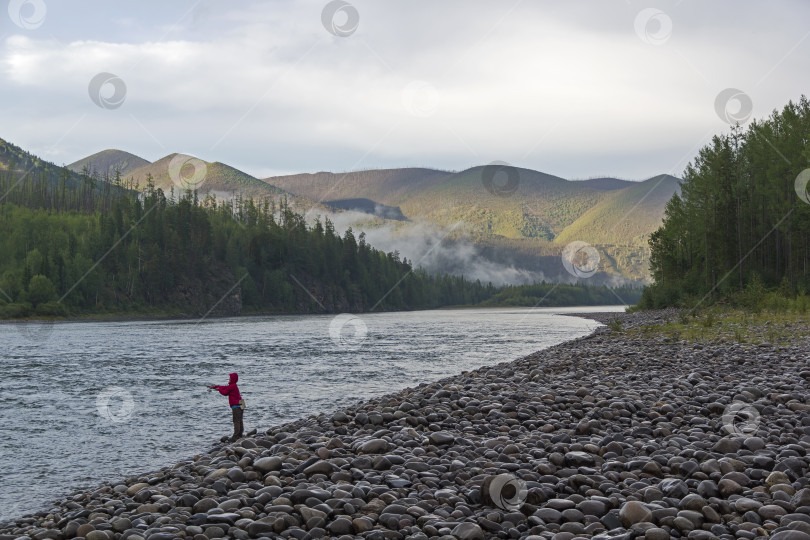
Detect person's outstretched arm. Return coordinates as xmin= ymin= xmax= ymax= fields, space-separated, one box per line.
xmin=212 ymin=384 xmax=233 ymax=396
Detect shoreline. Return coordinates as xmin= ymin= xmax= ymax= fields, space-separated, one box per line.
xmin=3 ymin=309 xmax=809 ymax=540
xmin=0 ymin=304 xmax=627 ymax=325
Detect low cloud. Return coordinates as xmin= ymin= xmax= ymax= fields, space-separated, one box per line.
xmin=302 ymin=206 xmax=649 ymax=288
xmin=306 ymin=208 xmax=545 ymax=285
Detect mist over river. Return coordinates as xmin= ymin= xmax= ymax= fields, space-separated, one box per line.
xmin=0 ymin=306 xmax=622 ymax=521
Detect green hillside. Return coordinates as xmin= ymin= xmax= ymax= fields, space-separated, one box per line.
xmin=113 ymin=154 xmax=289 ymax=201
xmin=268 ymin=166 xmax=607 ymax=239
xmin=66 ymin=147 xmax=681 ymax=283
xmin=266 ymin=166 xmax=680 ymax=281
xmin=68 ymin=149 xmax=149 ymax=177
xmin=552 ymin=175 xmax=680 ymax=281
xmin=265 ymin=167 xmax=453 ymax=206
xmin=555 ymin=174 xmax=681 ymax=245
xmin=574 ymin=177 xmax=637 ymax=191
xmin=398 ymin=166 xmax=605 ymax=240
xmin=0 ymin=137 xmax=128 ymax=210
xmin=267 ymin=166 xmax=665 ymax=242
xmin=1 ymin=137 xmax=76 ymax=177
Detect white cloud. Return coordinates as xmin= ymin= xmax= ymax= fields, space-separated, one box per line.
xmin=1 ymin=0 xmax=808 ymax=179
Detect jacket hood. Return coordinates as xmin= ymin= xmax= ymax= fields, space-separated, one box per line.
xmin=229 ymin=373 xmax=238 ymax=384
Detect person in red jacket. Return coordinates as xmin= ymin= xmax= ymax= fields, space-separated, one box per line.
xmin=209 ymin=373 xmax=243 ymax=442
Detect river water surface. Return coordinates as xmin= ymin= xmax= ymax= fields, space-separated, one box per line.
xmin=0 ymin=306 xmax=621 ymax=521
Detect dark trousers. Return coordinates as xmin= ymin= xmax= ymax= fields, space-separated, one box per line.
xmin=231 ymin=407 xmax=244 ymax=442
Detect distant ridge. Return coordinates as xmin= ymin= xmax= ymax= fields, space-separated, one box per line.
xmin=264 ymin=168 xmax=453 ymax=206
xmin=266 ymin=166 xmax=681 ymax=281
xmin=68 ymin=146 xmax=682 ymax=281
xmin=76 ymin=152 xmax=291 ymax=201
xmin=68 ymin=149 xmax=150 ymax=177
xmin=574 ymin=177 xmax=637 ymax=191
xmin=554 ymin=174 xmax=682 ymax=246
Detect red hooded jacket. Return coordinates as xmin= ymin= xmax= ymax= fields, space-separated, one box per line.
xmin=213 ymin=373 xmax=242 ymax=407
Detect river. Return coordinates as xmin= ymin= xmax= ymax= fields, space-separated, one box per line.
xmin=0 ymin=306 xmax=622 ymax=521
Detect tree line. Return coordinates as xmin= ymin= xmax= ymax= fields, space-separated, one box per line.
xmin=640 ymin=95 xmax=810 ymax=308
xmin=0 ymin=162 xmax=498 ymax=317
xmin=481 ymin=282 xmax=642 ymax=308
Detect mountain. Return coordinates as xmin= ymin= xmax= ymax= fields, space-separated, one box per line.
xmin=0 ymin=137 xmax=128 ymax=203
xmin=554 ymin=174 xmax=681 ymax=280
xmin=574 ymin=177 xmax=637 ymax=191
xmin=394 ymin=166 xmax=605 ymax=240
xmin=68 ymin=149 xmax=149 ymax=178
xmin=103 ymin=153 xmax=290 ymax=201
xmin=264 ymin=168 xmax=453 ymax=206
xmin=267 ymin=166 xmax=603 ymax=239
xmin=64 ymin=147 xmax=682 ymax=283
xmin=70 ymin=149 xmax=289 ymax=200
xmin=554 ymin=174 xmax=681 ymax=246
xmin=266 ymin=166 xmax=681 ymax=282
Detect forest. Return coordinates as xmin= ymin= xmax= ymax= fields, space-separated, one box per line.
xmin=0 ymin=151 xmax=498 ymax=317
xmin=480 ymin=282 xmax=642 ymax=308
xmin=639 ymin=95 xmax=810 ymax=309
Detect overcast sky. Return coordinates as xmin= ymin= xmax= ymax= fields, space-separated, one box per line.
xmin=1 ymin=0 xmax=807 ymax=180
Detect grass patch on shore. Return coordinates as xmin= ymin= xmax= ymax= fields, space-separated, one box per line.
xmin=632 ymin=308 xmax=810 ymax=346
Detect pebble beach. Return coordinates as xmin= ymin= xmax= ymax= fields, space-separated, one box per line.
xmin=2 ymin=309 xmax=809 ymax=540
